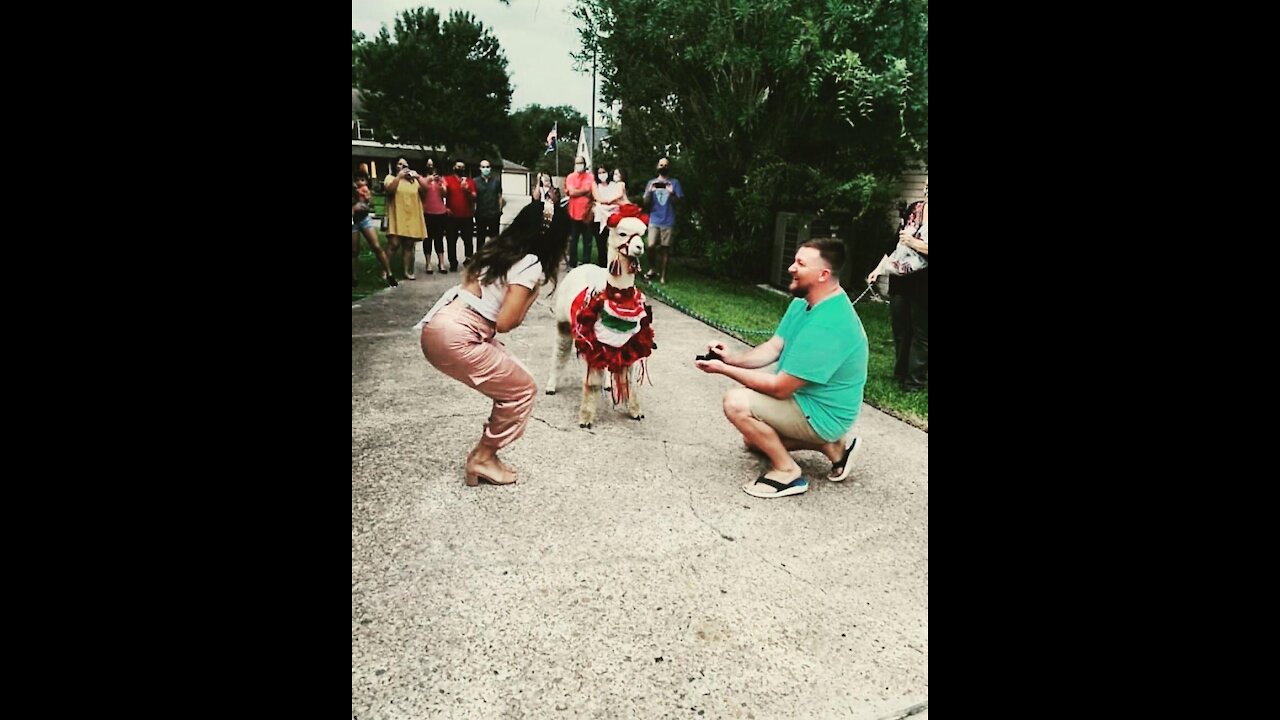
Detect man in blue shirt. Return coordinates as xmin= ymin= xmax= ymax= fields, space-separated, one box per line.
xmin=642 ymin=156 xmax=683 ymax=284
xmin=695 ymin=239 xmax=869 ymax=498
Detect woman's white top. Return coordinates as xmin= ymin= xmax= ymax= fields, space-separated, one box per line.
xmin=593 ymin=181 xmax=629 ymax=229
xmin=414 ymin=254 xmax=543 ymax=330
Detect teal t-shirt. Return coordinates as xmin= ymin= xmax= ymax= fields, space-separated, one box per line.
xmin=775 ymin=293 xmax=869 ymax=442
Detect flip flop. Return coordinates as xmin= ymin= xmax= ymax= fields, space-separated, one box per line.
xmin=828 ymin=435 xmax=863 ymax=482
xmin=742 ymin=474 xmax=809 ymax=498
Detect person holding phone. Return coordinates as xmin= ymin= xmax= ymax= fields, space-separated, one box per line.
xmin=694 ymin=238 xmax=868 ymax=499
xmin=383 ymin=157 xmax=429 ymax=281
xmin=421 ymin=159 xmax=449 ymax=274
xmin=443 ymin=160 xmax=477 ymax=271
xmin=642 ymin=157 xmax=684 ymax=284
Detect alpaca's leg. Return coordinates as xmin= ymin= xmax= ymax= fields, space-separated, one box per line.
xmin=579 ymin=367 xmax=603 ymax=428
xmin=546 ymin=321 xmax=572 ymax=395
xmin=625 ymin=367 xmax=643 ymax=420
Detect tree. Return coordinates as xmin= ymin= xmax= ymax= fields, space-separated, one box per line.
xmin=572 ymin=0 xmax=928 ymax=278
xmin=506 ymin=104 xmax=587 ymax=171
xmin=353 ymin=7 xmax=514 ymax=158
xmin=352 ymin=30 xmax=365 ymax=87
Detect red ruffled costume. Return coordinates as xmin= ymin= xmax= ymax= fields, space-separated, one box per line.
xmin=567 ymin=206 xmax=656 ymax=404
xmin=568 ymin=286 xmax=655 ymax=404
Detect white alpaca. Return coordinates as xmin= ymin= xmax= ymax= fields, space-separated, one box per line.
xmin=546 ymin=209 xmax=654 ymax=428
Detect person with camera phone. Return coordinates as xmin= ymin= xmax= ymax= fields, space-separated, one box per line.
xmin=443 ymin=160 xmax=477 ymax=271
xmin=383 ymin=157 xmax=429 ymax=281
xmin=642 ymin=157 xmax=684 ymax=284
xmin=422 ymin=159 xmax=449 ymax=274
xmin=695 ymin=238 xmax=868 ymax=499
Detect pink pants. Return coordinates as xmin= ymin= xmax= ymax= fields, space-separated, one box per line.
xmin=420 ymin=299 xmax=537 ymax=450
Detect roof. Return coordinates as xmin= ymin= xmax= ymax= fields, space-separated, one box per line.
xmin=351 ymin=140 xmax=526 ymax=171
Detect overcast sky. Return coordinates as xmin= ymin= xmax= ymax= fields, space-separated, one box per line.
xmin=353 ymin=0 xmax=608 ymax=130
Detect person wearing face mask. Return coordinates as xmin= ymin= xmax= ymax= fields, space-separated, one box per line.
xmin=421 ymin=159 xmax=449 ymax=274
xmin=472 ymin=159 xmax=505 ymax=254
xmin=442 ymin=160 xmax=477 ymax=271
xmin=563 ymin=155 xmax=597 ymax=268
xmin=592 ymin=167 xmax=632 ymax=263
xmin=643 ymin=157 xmax=684 ymax=283
xmin=383 ymin=157 xmax=429 ymax=281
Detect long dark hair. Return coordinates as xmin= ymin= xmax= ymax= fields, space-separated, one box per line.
xmin=464 ymin=200 xmax=569 ymax=291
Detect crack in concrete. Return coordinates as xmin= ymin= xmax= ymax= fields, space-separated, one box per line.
xmin=531 ymin=415 xmax=583 ymax=434
xmin=677 ymin=442 xmax=736 ymax=542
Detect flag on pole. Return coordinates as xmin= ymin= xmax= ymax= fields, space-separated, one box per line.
xmin=577 ymin=125 xmax=592 ymax=168
xmin=545 ymin=122 xmax=557 ymax=154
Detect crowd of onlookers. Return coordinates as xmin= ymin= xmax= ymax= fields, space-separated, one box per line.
xmin=352 ymin=154 xmax=685 ymax=286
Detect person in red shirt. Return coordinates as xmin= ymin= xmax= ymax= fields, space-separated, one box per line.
xmin=563 ymin=155 xmax=597 ymax=268
xmin=442 ymin=160 xmax=477 ymax=271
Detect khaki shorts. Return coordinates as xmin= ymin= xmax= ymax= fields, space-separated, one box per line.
xmin=647 ymin=226 xmax=674 ymax=248
xmin=747 ymin=391 xmax=826 ymax=444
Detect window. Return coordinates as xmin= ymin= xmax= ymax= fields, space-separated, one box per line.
xmin=352 ymin=118 xmax=374 ymax=140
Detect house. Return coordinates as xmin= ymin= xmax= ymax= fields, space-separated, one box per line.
xmin=352 ymin=88 xmax=533 ymax=232
xmin=351 ymin=88 xmax=531 ymax=188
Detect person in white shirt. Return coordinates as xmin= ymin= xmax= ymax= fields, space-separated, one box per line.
xmin=592 ymin=167 xmax=632 ymax=264
xmin=416 ymin=201 xmax=570 ymax=486
xmin=866 ymin=180 xmax=929 ymax=392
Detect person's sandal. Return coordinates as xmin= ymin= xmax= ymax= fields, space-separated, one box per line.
xmin=464 ymin=463 xmax=516 ymax=487
xmin=828 ymin=435 xmax=863 ymax=482
xmin=742 ymin=474 xmax=809 ymax=498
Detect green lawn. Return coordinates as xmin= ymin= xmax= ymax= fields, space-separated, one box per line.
xmin=638 ymin=261 xmax=928 ymax=430
xmin=351 ymin=229 xmax=407 ymax=302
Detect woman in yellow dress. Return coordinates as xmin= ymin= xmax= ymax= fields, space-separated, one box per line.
xmin=383 ymin=157 xmax=429 ymax=281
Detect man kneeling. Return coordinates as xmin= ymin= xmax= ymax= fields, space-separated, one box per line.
xmin=694 ymin=239 xmax=869 ymax=498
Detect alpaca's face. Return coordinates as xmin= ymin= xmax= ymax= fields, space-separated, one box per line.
xmin=613 ymin=217 xmax=647 ymax=260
